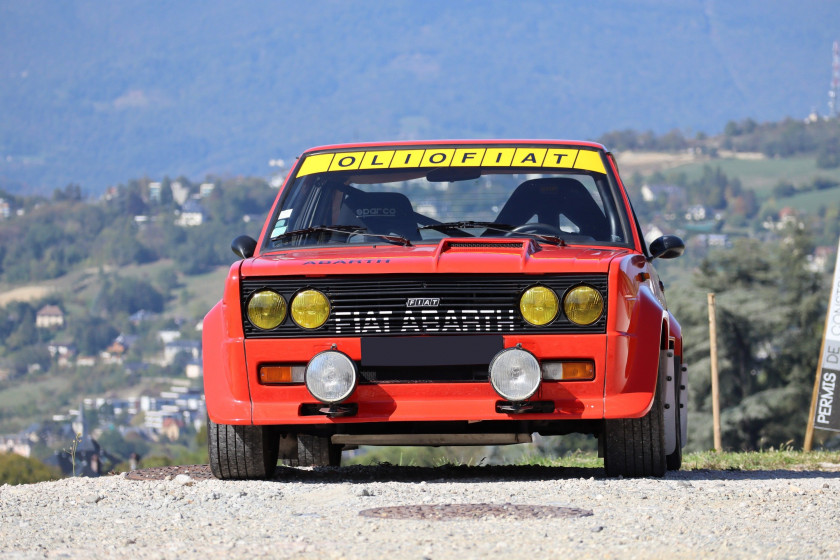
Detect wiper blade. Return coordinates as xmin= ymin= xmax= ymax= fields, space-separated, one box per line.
xmin=418 ymin=221 xmax=565 ymax=246
xmin=418 ymin=221 xmax=514 ymax=233
xmin=272 ymin=225 xmax=412 ymax=246
xmin=271 ymin=225 xmax=363 ymax=242
xmin=519 ymin=233 xmax=566 ymax=246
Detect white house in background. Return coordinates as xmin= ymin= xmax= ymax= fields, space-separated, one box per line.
xmin=163 ymin=340 xmax=201 ymax=365
xmin=185 ymin=360 xmax=203 ymax=379
xmin=199 ymin=183 xmax=215 ymax=198
xmin=807 ymin=246 xmax=835 ymax=273
xmin=47 ymin=341 xmax=76 ymax=358
xmin=171 ymin=181 xmax=190 ymax=206
xmin=2 ymin=435 xmax=32 ymax=458
xmin=763 ymin=207 xmax=804 ymax=231
xmin=640 ymin=184 xmax=686 ymax=205
xmin=148 ymin=182 xmax=162 ymax=202
xmin=36 ymin=305 xmax=64 ymax=328
xmin=175 ymin=199 xmax=205 ymax=227
xmin=684 ymin=205 xmax=712 ymax=222
xmin=158 ymin=330 xmax=181 ymax=344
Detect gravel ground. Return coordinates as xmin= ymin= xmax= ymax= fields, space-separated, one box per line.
xmin=2 ymin=464 xmax=839 ymax=559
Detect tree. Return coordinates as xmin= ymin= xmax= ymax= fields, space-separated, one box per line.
xmin=52 ymin=184 xmax=83 ymax=202
xmin=99 ymin=276 xmax=165 ymax=315
xmin=68 ymin=315 xmax=119 ymax=355
xmin=724 ymin=120 xmax=740 ymax=136
xmin=816 ymin=137 xmax=840 ymax=169
xmin=2 ymin=302 xmax=39 ymax=352
xmin=671 ymin=226 xmax=826 ymax=451
xmin=0 ymin=454 xmax=60 ymax=485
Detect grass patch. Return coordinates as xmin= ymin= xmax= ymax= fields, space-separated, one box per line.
xmin=344 ymin=446 xmax=489 ymax=467
xmin=680 ymin=449 xmax=840 ymax=471
xmin=517 ymin=450 xmax=602 ymax=469
xmin=169 ymin=265 xmax=230 ymax=320
xmin=0 ymin=376 xmax=72 ymax=431
xmin=669 ymin=156 xmax=840 ymax=195
xmin=346 ymin=445 xmax=840 ymax=471
xmin=774 ymin=185 xmax=840 ymax=213
xmin=524 ymin=449 xmax=840 ymax=471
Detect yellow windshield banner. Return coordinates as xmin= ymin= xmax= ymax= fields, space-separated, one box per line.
xmin=296 ymin=146 xmax=606 ymax=177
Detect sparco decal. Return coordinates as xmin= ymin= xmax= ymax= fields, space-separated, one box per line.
xmin=334 ymin=309 xmax=516 ymax=334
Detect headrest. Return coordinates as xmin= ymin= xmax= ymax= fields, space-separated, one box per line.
xmin=495 ymin=178 xmax=609 ymax=239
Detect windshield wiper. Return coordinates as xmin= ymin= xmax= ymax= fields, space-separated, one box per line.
xmin=516 ymin=233 xmax=566 ymax=246
xmin=271 ymin=225 xmax=412 ymax=246
xmin=419 ymin=221 xmax=565 ymax=246
xmin=419 ymin=221 xmax=514 ymax=234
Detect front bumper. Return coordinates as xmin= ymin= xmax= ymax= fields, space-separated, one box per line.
xmin=204 ymin=331 xmax=654 ymax=425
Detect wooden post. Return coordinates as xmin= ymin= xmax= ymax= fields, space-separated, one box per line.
xmin=708 ymin=293 xmax=722 ymax=452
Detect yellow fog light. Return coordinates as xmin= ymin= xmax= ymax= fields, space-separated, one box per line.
xmin=247 ymin=290 xmax=287 ymax=330
xmin=520 ymin=286 xmax=559 ymax=326
xmin=291 ymin=289 xmax=331 ymax=329
xmin=563 ymin=285 xmax=604 ymax=326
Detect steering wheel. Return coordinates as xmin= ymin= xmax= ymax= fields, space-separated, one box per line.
xmin=506 ymin=223 xmax=566 ymax=237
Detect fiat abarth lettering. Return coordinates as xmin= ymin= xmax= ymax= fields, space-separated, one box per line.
xmin=203 ymin=140 xmax=687 ymax=479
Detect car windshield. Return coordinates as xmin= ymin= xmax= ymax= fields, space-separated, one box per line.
xmin=266 ymin=146 xmax=630 ymax=249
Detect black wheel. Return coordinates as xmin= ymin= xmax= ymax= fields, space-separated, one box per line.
xmin=603 ymin=365 xmax=667 ymax=478
xmin=666 ymin=355 xmax=683 ymax=471
xmin=297 ymin=434 xmax=342 ymax=467
xmin=208 ymin=419 xmax=279 ymax=480
xmin=280 ymin=434 xmax=342 ymax=467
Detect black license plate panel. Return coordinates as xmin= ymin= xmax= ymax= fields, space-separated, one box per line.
xmin=361 ymin=335 xmax=504 ymax=367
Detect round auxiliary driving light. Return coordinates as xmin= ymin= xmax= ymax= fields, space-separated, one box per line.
xmin=519 ymin=286 xmax=559 ymax=326
xmin=489 ymin=347 xmax=541 ymax=402
xmin=563 ymin=285 xmax=604 ymax=326
xmin=305 ymin=350 xmax=357 ymax=404
xmin=246 ymin=290 xmax=287 ymax=330
xmin=291 ymin=289 xmax=331 ymax=329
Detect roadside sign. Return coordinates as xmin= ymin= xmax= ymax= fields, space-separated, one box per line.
xmin=806 ymin=237 xmax=840 ymax=445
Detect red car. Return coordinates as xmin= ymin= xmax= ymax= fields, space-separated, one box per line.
xmin=203 ymin=140 xmax=686 ymax=479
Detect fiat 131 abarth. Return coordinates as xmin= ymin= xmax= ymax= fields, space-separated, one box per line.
xmin=203 ymin=140 xmax=687 ymax=479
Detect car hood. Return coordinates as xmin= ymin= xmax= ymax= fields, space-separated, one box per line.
xmin=241 ymin=239 xmax=630 ymax=277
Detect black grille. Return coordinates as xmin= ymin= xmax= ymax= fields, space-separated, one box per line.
xmin=447 ymin=242 xmax=524 ymax=248
xmin=241 ymin=274 xmax=607 ymax=338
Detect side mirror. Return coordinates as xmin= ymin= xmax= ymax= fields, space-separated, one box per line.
xmin=649 ymin=235 xmax=685 ymax=260
xmin=231 ymin=235 xmax=257 ymax=259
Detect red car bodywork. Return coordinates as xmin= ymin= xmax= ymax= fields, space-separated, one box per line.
xmin=203 ymin=140 xmax=682 ymax=433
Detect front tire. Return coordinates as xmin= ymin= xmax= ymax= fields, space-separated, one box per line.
xmin=298 ymin=434 xmax=342 ymax=466
xmin=281 ymin=434 xmax=342 ymax=467
xmin=603 ymin=366 xmax=667 ymax=478
xmin=208 ymin=419 xmax=279 ymax=480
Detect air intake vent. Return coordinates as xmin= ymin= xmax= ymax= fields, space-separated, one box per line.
xmin=448 ymin=242 xmax=523 ymax=248
xmin=443 ymin=241 xmax=525 ymax=253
